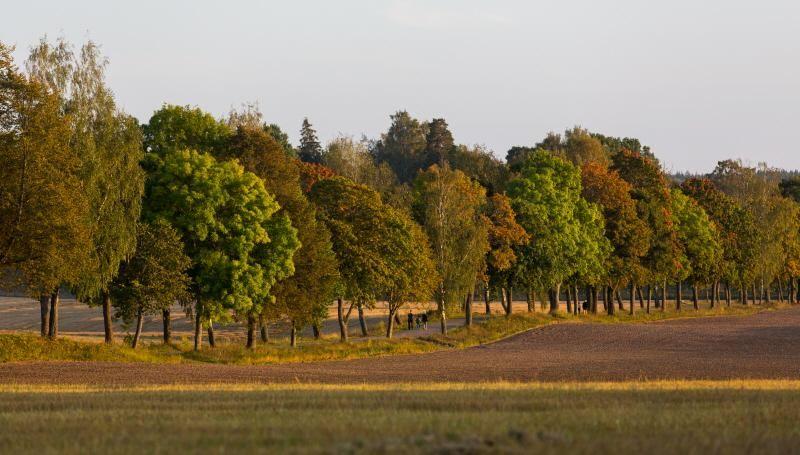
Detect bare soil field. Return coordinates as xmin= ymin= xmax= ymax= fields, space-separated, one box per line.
xmin=2 ymin=306 xmax=799 ymax=385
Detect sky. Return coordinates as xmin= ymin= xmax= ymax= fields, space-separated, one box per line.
xmin=4 ymin=0 xmax=800 ymax=172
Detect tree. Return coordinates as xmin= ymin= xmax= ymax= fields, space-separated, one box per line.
xmin=581 ymin=162 xmax=650 ymax=314
xmin=449 ymin=144 xmax=509 ymax=194
xmin=537 ymin=127 xmax=609 ymax=168
xmin=110 ymin=221 xmax=191 ymax=348
xmin=220 ymin=126 xmax=338 ymax=347
xmin=323 ymin=135 xmax=408 ymax=210
xmin=681 ymin=178 xmax=758 ymax=305
xmin=423 ymin=118 xmax=455 ymax=167
xmin=27 ymin=37 xmax=145 ymax=342
xmin=413 ymin=165 xmax=490 ymax=333
xmin=143 ymin=148 xmax=298 ymax=350
xmin=507 ymin=151 xmax=609 ymax=314
xmin=298 ymin=118 xmax=323 ymax=163
xmin=0 ymin=42 xmax=92 ymax=336
xmin=143 ymin=104 xmax=231 ymax=157
xmin=297 ymin=161 xmax=337 ymax=193
xmin=709 ymin=161 xmax=785 ymax=303
xmin=506 ymin=146 xmax=537 ymax=172
xmin=310 ymin=177 xmax=433 ymax=341
xmin=372 ymin=111 xmax=428 ymax=183
xmin=780 ymin=177 xmax=800 ymax=203
xmin=381 ymin=207 xmax=438 ymax=338
xmin=611 ymin=149 xmax=683 ymax=310
xmin=670 ymin=189 xmax=723 ymax=309
xmin=483 ymin=194 xmax=529 ymax=316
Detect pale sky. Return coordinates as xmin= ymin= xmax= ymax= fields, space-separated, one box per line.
xmin=4 ymin=0 xmax=799 ymax=172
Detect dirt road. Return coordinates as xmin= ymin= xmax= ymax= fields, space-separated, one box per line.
xmin=2 ymin=307 xmax=799 ymax=385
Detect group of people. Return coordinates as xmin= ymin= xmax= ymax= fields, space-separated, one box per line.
xmin=407 ymin=311 xmax=428 ymax=330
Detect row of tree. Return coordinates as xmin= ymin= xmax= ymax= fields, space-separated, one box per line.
xmin=3 ymin=37 xmax=800 ymax=350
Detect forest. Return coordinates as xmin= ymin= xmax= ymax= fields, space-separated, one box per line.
xmin=3 ymin=37 xmax=800 ymax=351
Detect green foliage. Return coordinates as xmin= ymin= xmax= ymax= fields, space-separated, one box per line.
xmin=221 ymin=126 xmax=338 ymax=329
xmin=143 ymin=148 xmax=298 ymax=322
xmin=110 ymin=220 xmax=191 ymax=323
xmin=26 ymin=37 xmax=145 ymax=302
xmin=780 ymin=177 xmax=800 ymax=203
xmin=536 ymin=126 xmax=610 ymax=167
xmin=423 ymin=118 xmax=455 ymax=167
xmin=681 ymin=178 xmax=758 ymax=287
xmin=670 ymin=189 xmax=723 ymax=285
xmin=309 ymin=177 xmax=408 ymax=302
xmin=612 ymin=149 xmax=683 ymax=284
xmin=372 ymin=111 xmax=428 ymax=183
xmin=448 ymin=144 xmax=509 ymax=194
xmin=323 ymin=135 xmax=409 ymax=210
xmin=298 ymin=117 xmax=323 ymax=163
xmin=413 ymin=165 xmax=490 ymax=312
xmin=0 ymin=42 xmax=92 ymax=295
xmin=143 ymin=104 xmax=231 ymax=157
xmin=507 ymin=151 xmax=609 ymax=293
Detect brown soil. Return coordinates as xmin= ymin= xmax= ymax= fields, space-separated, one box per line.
xmin=3 ymin=307 xmax=800 ymax=385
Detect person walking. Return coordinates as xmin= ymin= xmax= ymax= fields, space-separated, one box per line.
xmin=407 ymin=311 xmax=414 ymax=330
xmin=421 ymin=313 xmax=428 ymax=330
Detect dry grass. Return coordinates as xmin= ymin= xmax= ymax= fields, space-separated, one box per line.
xmin=1 ymin=381 xmax=798 ymax=454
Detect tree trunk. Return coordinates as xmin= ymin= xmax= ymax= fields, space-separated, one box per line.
xmin=790 ymin=277 xmax=796 ymax=304
xmin=484 ymin=287 xmax=491 ymax=314
xmin=766 ymin=280 xmax=773 ymax=304
xmin=607 ymin=286 xmax=615 ymax=316
xmin=246 ymin=315 xmax=256 ymax=348
xmin=131 ymin=309 xmax=144 ymax=349
xmin=438 ymin=295 xmax=447 ymax=335
xmin=501 ymin=287 xmax=512 ymax=317
xmin=692 ymin=283 xmax=699 ymax=310
xmin=207 ymin=320 xmax=216 ymax=348
xmin=725 ymin=282 xmax=731 ymax=307
xmin=357 ymin=301 xmax=368 ymax=337
xmin=162 ymin=309 xmax=171 ymax=344
xmin=312 ymin=323 xmax=321 ymax=340
xmin=753 ymin=283 xmax=758 ymax=305
xmin=39 ymin=295 xmax=50 ymax=338
xmin=573 ymin=286 xmax=580 ymax=314
xmin=48 ymin=290 xmax=59 ymax=339
xmin=527 ymin=288 xmax=534 ymax=313
xmin=566 ymin=287 xmax=573 ymax=314
xmin=615 ymin=290 xmax=624 ymax=310
xmin=260 ymin=315 xmax=269 ymax=343
xmin=100 ymin=291 xmax=114 ymax=344
xmin=386 ymin=307 xmax=396 ymax=338
xmin=778 ymin=279 xmax=784 ymax=303
xmin=741 ymin=284 xmax=747 ymax=305
xmin=193 ymin=305 xmax=202 ymax=351
xmin=465 ymin=291 xmax=473 ymax=327
xmin=629 ymin=283 xmax=636 ymax=316
xmin=290 ymin=326 xmax=297 ymax=347
xmin=337 ymin=298 xmax=348 ymax=342
xmin=661 ymin=280 xmax=667 ymax=312
xmin=590 ymin=286 xmax=598 ymax=314
xmin=549 ymin=283 xmax=561 ymax=314
xmin=710 ymin=282 xmax=717 ymax=309
xmin=676 ymin=281 xmax=682 ymax=311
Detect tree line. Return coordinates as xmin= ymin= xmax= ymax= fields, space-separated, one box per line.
xmin=3 ymin=37 xmax=800 ymax=350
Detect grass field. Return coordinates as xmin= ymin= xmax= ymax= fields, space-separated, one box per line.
xmin=0 ymin=304 xmax=768 ymax=365
xmin=1 ymin=381 xmax=799 ymax=454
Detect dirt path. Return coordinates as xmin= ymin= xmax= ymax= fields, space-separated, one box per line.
xmin=3 ymin=307 xmax=800 ymax=385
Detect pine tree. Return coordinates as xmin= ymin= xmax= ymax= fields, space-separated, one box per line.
xmin=298 ymin=118 xmax=324 ymax=163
